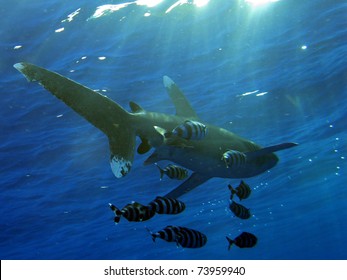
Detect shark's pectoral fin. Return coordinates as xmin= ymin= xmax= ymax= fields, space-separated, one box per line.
xmin=246 ymin=142 xmax=298 ymax=158
xmin=164 ymin=173 xmax=211 ymax=198
xmin=109 ymin=128 xmax=136 ymax=178
xmin=14 ymin=62 xmax=137 ymax=179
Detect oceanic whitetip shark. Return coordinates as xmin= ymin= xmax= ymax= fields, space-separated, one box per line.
xmin=14 ymin=62 xmax=297 ymax=198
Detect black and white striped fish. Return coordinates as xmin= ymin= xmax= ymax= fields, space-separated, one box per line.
xmin=222 ymin=150 xmax=247 ymax=168
xmin=155 ymin=163 xmax=188 ymax=180
xmin=148 ymin=196 xmax=186 ymax=215
xmin=228 ymin=180 xmax=251 ymax=201
xmin=229 ymin=200 xmax=251 ymax=219
xmin=109 ymin=202 xmax=155 ymax=224
xmin=148 ymin=226 xmax=207 ymax=249
xmin=175 ymin=226 xmax=207 ymax=249
xmin=147 ymin=225 xmax=180 ymax=244
xmin=171 ymin=120 xmax=208 ymax=140
xmin=226 ymin=232 xmax=258 ymax=250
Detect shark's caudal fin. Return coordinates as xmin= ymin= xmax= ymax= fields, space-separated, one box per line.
xmin=245 ymin=142 xmax=298 ymax=159
xmin=14 ymin=62 xmax=135 ymax=178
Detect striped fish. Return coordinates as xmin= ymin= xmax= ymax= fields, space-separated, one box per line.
xmin=109 ymin=202 xmax=155 ymax=224
xmin=148 ymin=196 xmax=186 ymax=215
xmin=175 ymin=226 xmax=207 ymax=249
xmin=171 ymin=120 xmax=208 ymax=140
xmin=147 ymin=225 xmax=180 ymax=244
xmin=226 ymin=232 xmax=258 ymax=250
xmin=228 ymin=180 xmax=251 ymax=201
xmin=155 ymin=163 xmax=188 ymax=180
xmin=222 ymin=150 xmax=247 ymax=168
xmin=229 ymin=200 xmax=251 ymax=219
xmin=148 ymin=226 xmax=207 ymax=249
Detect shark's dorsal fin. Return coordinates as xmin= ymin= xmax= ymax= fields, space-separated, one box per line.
xmin=164 ymin=172 xmax=211 ymax=198
xmin=163 ymin=76 xmax=199 ymax=119
xmin=129 ymin=101 xmax=145 ymax=113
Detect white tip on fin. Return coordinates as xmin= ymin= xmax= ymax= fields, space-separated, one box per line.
xmin=163 ymin=76 xmax=174 ymax=89
xmin=14 ymin=63 xmax=25 ymax=72
xmin=13 ymin=62 xmax=33 ymax=82
xmin=154 ymin=125 xmax=167 ymax=137
xmin=110 ymin=155 xmax=132 ymax=178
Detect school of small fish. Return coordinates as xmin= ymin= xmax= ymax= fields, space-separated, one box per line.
xmin=108 ymin=120 xmax=258 ymax=250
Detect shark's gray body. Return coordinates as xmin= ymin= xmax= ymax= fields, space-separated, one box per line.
xmin=14 ymin=62 xmax=297 ymax=198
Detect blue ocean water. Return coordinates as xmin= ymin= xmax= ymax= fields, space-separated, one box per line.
xmin=1 ymin=0 xmax=346 ymax=260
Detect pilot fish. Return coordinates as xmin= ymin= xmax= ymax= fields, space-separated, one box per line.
xmin=109 ymin=202 xmax=155 ymax=223
xmin=175 ymin=226 xmax=207 ymax=248
xmin=171 ymin=120 xmax=207 ymax=140
xmin=229 ymin=200 xmax=251 ymax=219
xmin=148 ymin=196 xmax=186 ymax=215
xmin=147 ymin=225 xmax=180 ymax=243
xmin=228 ymin=180 xmax=251 ymax=201
xmin=148 ymin=225 xmax=207 ymax=249
xmin=222 ymin=150 xmax=247 ymax=168
xmin=155 ymin=163 xmax=188 ymax=180
xmin=226 ymin=232 xmax=258 ymax=250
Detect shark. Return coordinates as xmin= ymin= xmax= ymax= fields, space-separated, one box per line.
xmin=14 ymin=62 xmax=297 ymax=198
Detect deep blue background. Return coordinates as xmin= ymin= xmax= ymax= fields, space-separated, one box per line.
xmin=1 ymin=0 xmax=346 ymax=259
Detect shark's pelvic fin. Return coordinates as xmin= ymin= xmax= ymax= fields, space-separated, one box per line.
xmin=163 ymin=76 xmax=199 ymax=120
xmin=14 ymin=62 xmax=136 ymax=178
xmin=245 ymin=142 xmax=298 ymax=159
xmin=164 ymin=172 xmax=211 ymax=198
xmin=137 ymin=136 xmax=151 ymax=154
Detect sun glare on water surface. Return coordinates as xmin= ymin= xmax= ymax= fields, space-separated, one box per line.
xmin=245 ymin=0 xmax=280 ymax=6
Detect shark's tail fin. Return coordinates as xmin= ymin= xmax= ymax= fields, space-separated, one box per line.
xmin=14 ymin=62 xmax=136 ymax=178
